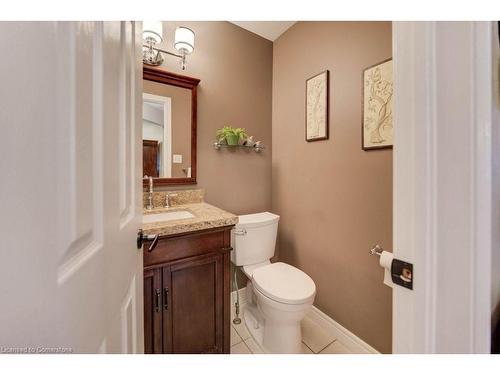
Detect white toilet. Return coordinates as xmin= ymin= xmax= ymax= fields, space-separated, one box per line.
xmin=231 ymin=212 xmax=316 ymax=354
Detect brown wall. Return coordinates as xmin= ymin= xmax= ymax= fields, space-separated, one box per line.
xmin=153 ymin=21 xmax=273 ymax=216
xmin=143 ymin=80 xmax=192 ymax=178
xmin=272 ymin=22 xmax=393 ymax=353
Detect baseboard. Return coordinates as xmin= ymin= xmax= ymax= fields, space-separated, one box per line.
xmin=230 ymin=287 xmax=380 ymax=354
xmin=308 ymin=305 xmax=380 ymax=354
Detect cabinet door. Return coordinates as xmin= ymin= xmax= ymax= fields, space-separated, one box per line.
xmin=143 ymin=268 xmax=163 ymax=354
xmin=165 ymin=253 xmax=223 ymax=353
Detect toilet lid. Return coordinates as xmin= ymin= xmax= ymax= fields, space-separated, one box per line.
xmin=252 ymin=262 xmax=316 ymax=305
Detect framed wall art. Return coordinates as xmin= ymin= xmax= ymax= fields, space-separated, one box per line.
xmin=306 ymin=70 xmax=329 ymax=142
xmin=362 ymin=58 xmax=393 ymax=150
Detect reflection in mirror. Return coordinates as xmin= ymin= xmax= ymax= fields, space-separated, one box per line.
xmin=143 ymin=80 xmax=192 ymax=179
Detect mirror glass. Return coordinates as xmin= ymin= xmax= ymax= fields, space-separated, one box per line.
xmin=143 ymin=80 xmax=192 ymax=179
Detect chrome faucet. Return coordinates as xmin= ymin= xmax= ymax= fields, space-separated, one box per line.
xmin=146 ymin=176 xmax=154 ymax=210
xmin=164 ymin=193 xmax=178 ymax=208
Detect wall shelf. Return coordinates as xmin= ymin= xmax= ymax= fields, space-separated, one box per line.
xmin=213 ymin=142 xmax=264 ymax=153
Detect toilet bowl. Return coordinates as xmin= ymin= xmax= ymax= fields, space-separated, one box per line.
xmin=245 ymin=262 xmax=315 ymax=353
xmin=231 ymin=212 xmax=316 ymax=353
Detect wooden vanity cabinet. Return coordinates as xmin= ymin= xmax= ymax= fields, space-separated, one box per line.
xmin=143 ymin=225 xmax=233 ymax=354
xmin=143 ymin=267 xmax=163 ymax=353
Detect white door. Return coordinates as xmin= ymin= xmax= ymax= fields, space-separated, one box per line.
xmin=0 ymin=21 xmax=143 ymax=353
xmin=392 ymin=21 xmax=495 ymax=353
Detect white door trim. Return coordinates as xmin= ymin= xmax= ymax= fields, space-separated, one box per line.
xmin=143 ymin=92 xmax=172 ymax=178
xmin=392 ymin=21 xmax=494 ymax=353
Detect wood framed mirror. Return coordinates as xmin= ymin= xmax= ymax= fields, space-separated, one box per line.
xmin=142 ymin=66 xmax=200 ymax=186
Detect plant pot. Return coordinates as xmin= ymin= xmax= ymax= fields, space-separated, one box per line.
xmin=226 ymin=134 xmax=240 ymax=145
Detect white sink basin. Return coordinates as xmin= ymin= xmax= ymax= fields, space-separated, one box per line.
xmin=143 ymin=210 xmax=195 ymax=224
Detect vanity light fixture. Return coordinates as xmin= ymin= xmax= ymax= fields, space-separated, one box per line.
xmin=142 ymin=22 xmax=195 ymax=71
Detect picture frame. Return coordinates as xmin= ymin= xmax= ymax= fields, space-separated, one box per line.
xmin=362 ymin=58 xmax=393 ymax=150
xmin=305 ymin=70 xmax=329 ymax=142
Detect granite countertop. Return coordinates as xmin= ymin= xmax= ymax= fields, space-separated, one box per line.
xmin=142 ymin=202 xmax=238 ymax=237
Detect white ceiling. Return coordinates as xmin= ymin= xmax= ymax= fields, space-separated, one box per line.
xmin=230 ymin=21 xmax=296 ymax=41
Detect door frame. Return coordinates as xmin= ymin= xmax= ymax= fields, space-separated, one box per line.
xmin=392 ymin=21 xmax=496 ymax=353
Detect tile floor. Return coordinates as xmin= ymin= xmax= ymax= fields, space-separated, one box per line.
xmin=230 ymin=305 xmax=355 ymax=354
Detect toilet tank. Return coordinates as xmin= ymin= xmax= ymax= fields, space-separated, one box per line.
xmin=231 ymin=212 xmax=280 ymax=266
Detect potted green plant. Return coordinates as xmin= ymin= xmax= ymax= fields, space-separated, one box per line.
xmin=216 ymin=126 xmax=248 ymax=146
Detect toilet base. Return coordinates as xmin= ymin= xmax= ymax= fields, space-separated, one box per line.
xmin=242 ymin=281 xmax=310 ymax=354
xmin=244 ymin=301 xmax=304 ymax=354
xmin=243 ymin=306 xmax=266 ymax=352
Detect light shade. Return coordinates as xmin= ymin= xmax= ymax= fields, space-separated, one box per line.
xmin=174 ymin=27 xmax=195 ymax=54
xmin=143 ymin=21 xmax=163 ymax=44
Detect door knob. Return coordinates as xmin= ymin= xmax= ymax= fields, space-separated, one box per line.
xmin=137 ymin=229 xmax=160 ymax=252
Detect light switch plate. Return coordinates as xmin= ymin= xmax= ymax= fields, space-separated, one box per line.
xmin=173 ymin=154 xmax=183 ymax=164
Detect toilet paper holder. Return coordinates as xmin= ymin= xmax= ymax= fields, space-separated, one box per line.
xmin=369 ymin=244 xmax=384 ymax=256
xmin=370 ymin=244 xmax=414 ymax=290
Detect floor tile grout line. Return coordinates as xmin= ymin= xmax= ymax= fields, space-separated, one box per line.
xmin=230 ymin=326 xmax=243 ymax=347
xmin=318 ymin=340 xmax=341 ymax=354
xmin=242 ymin=340 xmax=252 ymax=354
xmin=314 ymin=338 xmax=337 ymax=354
xmin=232 ymin=337 xmax=339 ymax=354
xmin=232 ymin=323 xmax=254 ymax=349
xmin=231 ymin=323 xmax=245 ymax=340
xmin=232 ymin=318 xmax=252 ymax=341
xmin=301 ymin=341 xmax=316 ymax=354
xmin=230 ymin=338 xmax=242 ymax=347
xmin=244 ymin=338 xmax=263 ymax=354
xmin=230 ymin=340 xmax=251 ymax=354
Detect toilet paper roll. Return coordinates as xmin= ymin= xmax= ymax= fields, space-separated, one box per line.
xmin=379 ymin=251 xmax=394 ymax=288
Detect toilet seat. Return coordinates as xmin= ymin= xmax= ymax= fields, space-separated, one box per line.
xmin=242 ymin=261 xmax=271 ymax=279
xmin=252 ymin=262 xmax=316 ymax=305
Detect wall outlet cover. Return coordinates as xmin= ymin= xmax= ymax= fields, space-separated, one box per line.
xmin=173 ymin=154 xmax=183 ymax=164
